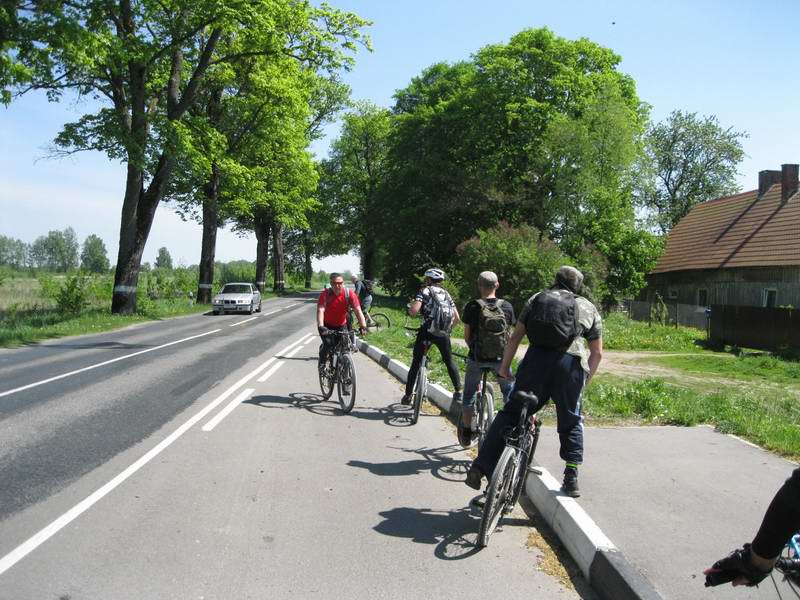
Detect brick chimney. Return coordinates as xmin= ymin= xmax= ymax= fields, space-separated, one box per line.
xmin=781 ymin=163 xmax=799 ymax=203
xmin=759 ymin=169 xmax=782 ymax=196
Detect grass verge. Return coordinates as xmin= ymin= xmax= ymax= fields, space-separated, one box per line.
xmin=602 ymin=311 xmax=706 ymax=352
xmin=642 ymin=354 xmax=800 ymax=387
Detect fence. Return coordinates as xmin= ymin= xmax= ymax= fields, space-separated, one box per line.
xmin=627 ymin=300 xmax=709 ymax=331
xmin=709 ymin=304 xmax=800 ymax=351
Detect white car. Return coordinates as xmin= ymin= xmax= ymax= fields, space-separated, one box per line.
xmin=212 ymin=283 xmax=262 ymax=315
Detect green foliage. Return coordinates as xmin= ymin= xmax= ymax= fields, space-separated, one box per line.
xmin=602 ymin=312 xmax=705 ymax=351
xmin=647 ymin=353 xmax=800 ymax=387
xmin=80 ymin=234 xmax=110 ymax=273
xmin=638 ymin=110 xmax=747 ymax=233
xmin=29 ymin=228 xmax=79 ymax=272
xmin=217 ymin=261 xmax=256 ymax=286
xmin=54 ymin=273 xmax=88 ymax=314
xmin=0 ymin=235 xmax=29 ymax=269
xmin=155 ymin=247 xmax=173 ymax=270
xmin=455 ymin=223 xmax=566 ymax=311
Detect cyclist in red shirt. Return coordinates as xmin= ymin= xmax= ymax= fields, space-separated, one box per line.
xmin=317 ymin=273 xmax=368 ymax=367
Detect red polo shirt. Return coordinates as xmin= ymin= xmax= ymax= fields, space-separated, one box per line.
xmin=318 ymin=288 xmax=360 ymax=327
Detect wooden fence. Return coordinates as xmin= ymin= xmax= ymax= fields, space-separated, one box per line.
xmin=709 ymin=304 xmax=800 ymax=351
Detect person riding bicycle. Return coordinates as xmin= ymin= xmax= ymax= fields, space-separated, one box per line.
xmin=351 ymin=274 xmax=373 ymax=316
xmin=317 ymin=273 xmax=368 ymax=370
xmin=457 ymin=271 xmax=515 ymax=447
xmin=705 ymin=467 xmax=800 ymax=587
xmin=465 ymin=266 xmax=603 ymax=498
xmin=401 ymin=268 xmax=463 ymax=406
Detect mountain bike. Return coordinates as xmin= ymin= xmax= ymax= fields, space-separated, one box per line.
xmin=364 ymin=309 xmax=391 ymax=331
xmin=318 ymin=329 xmax=358 ymax=414
xmin=474 ymin=367 xmax=496 ymax=447
xmin=477 ymin=390 xmax=542 ymax=548
xmin=404 ymin=324 xmax=431 ymax=425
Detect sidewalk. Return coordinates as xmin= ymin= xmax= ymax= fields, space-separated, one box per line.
xmin=533 ymin=424 xmax=797 ymax=599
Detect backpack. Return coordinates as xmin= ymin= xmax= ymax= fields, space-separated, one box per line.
xmin=426 ymin=286 xmax=456 ymax=337
xmin=524 ymin=289 xmax=579 ymax=349
xmin=474 ymin=299 xmax=509 ymax=361
xmin=362 ymin=280 xmax=374 ymax=296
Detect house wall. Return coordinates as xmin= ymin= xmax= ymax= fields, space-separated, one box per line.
xmin=643 ymin=266 xmax=800 ymax=308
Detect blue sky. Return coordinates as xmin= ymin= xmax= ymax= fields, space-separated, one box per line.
xmin=2 ymin=0 xmax=798 ymax=274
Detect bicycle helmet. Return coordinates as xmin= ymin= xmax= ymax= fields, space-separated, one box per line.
xmin=424 ymin=267 xmax=445 ymax=281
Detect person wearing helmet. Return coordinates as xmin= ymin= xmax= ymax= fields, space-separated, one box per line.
xmin=402 ymin=268 xmax=463 ymax=406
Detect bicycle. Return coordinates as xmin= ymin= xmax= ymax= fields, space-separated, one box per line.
xmin=318 ymin=329 xmax=358 ymax=414
xmin=404 ymin=324 xmax=432 ymax=425
xmin=477 ymin=389 xmax=542 ymax=548
xmin=364 ymin=308 xmax=391 ymax=331
xmin=474 ymin=367 xmax=496 ymax=447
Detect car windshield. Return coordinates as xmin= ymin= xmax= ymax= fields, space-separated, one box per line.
xmin=221 ymin=284 xmax=251 ymax=294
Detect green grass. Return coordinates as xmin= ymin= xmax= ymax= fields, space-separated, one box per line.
xmin=583 ymin=375 xmax=800 ymax=458
xmin=644 ymin=354 xmax=800 ymax=387
xmin=0 ymin=301 xmax=210 ymax=347
xmin=602 ymin=311 xmax=706 ymax=352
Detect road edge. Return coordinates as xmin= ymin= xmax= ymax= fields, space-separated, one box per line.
xmin=357 ymin=338 xmax=664 ymax=600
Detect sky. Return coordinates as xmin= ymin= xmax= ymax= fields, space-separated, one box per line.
xmin=2 ymin=0 xmax=798 ymax=275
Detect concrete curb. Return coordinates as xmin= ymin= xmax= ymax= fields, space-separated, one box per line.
xmin=357 ymin=338 xmax=663 ymax=600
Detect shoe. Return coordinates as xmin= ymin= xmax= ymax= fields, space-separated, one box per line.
xmin=452 ymin=390 xmax=462 ymax=403
xmin=457 ymin=422 xmax=473 ymax=448
xmin=562 ymin=467 xmax=580 ymax=498
xmin=400 ymin=394 xmax=411 ymax=405
xmin=470 ymin=494 xmax=486 ymax=509
xmin=342 ymin=385 xmax=351 ymax=395
xmin=465 ymin=465 xmax=483 ymax=490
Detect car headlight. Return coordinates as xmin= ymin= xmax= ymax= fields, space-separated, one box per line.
xmin=213 ymin=299 xmax=221 ymax=304
xmin=238 ymin=299 xmax=245 ymax=304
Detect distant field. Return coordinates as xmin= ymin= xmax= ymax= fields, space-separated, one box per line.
xmin=0 ymin=276 xmax=55 ymax=310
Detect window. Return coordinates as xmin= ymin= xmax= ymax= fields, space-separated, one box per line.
xmin=668 ymin=288 xmax=678 ymax=300
xmin=763 ymin=288 xmax=777 ymax=308
xmin=697 ymin=289 xmax=708 ymax=307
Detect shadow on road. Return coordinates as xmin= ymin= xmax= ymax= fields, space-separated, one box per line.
xmin=348 ymin=443 xmax=470 ymax=483
xmin=43 ymin=341 xmax=153 ymax=350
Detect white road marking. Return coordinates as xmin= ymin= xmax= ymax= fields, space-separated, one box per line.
xmin=200 ymin=387 xmax=256 ymax=432
xmin=0 ymin=329 xmax=222 ymax=399
xmin=0 ymin=330 xmax=314 ymax=577
xmin=229 ymin=316 xmax=258 ymax=327
xmin=281 ymin=344 xmax=305 ymax=359
xmin=255 ymin=360 xmax=286 ymax=384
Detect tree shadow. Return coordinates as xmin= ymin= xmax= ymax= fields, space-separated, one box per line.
xmin=42 ymin=340 xmax=152 ymax=350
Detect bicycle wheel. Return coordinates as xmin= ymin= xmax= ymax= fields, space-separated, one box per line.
xmin=370 ymin=312 xmax=391 ymax=331
xmin=477 ymin=385 xmax=495 ymax=448
xmin=318 ymin=355 xmax=335 ymax=400
xmin=478 ymin=445 xmax=516 ymax=548
xmin=410 ymin=363 xmax=426 ymax=425
xmin=336 ymin=353 xmax=357 ymax=414
xmin=508 ymin=431 xmax=534 ymax=511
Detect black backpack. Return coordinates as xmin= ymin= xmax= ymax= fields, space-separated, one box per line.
xmin=363 ymin=280 xmax=374 ymax=295
xmin=525 ymin=289 xmax=579 ymax=349
xmin=474 ymin=299 xmax=509 ymax=361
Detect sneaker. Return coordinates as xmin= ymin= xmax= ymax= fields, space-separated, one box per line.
xmin=452 ymin=390 xmax=463 ymax=403
xmin=465 ymin=465 xmax=483 ymax=490
xmin=470 ymin=494 xmax=486 ymax=509
xmin=400 ymin=393 xmax=412 ymax=405
xmin=457 ymin=422 xmax=473 ymax=448
xmin=562 ymin=467 xmax=580 ymax=498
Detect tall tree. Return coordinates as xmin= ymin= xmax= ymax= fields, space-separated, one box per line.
xmin=81 ymin=234 xmax=110 ymax=273
xmin=2 ymin=1 xmax=368 ymax=313
xmin=0 ymin=235 xmax=29 ymax=269
xmin=638 ymin=110 xmax=747 ymax=233
xmin=30 ymin=228 xmax=79 ymax=272
xmin=318 ymin=102 xmax=391 ymax=279
xmin=155 ymin=247 xmax=173 ymax=270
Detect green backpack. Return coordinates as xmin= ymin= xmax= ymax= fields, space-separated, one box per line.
xmin=474 ymin=299 xmax=509 ymax=361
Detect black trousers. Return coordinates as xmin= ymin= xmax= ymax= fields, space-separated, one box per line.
xmin=404 ymin=329 xmax=462 ymax=396
xmin=319 ymin=325 xmax=348 ymax=365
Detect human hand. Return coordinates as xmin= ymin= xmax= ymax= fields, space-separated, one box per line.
xmin=498 ymin=366 xmax=514 ymax=380
xmin=318 ymin=326 xmax=329 ymax=337
xmin=704 ymin=544 xmax=772 ymax=587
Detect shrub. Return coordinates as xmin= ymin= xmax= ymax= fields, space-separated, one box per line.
xmin=54 ymin=273 xmax=88 ymax=314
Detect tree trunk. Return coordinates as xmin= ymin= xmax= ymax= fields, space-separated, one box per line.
xmin=361 ymin=235 xmax=376 ymax=281
xmin=303 ymin=230 xmax=312 ymax=289
xmin=272 ymin=222 xmax=285 ymax=293
xmin=197 ymin=163 xmax=220 ymax=303
xmin=255 ymin=218 xmax=271 ymax=293
xmin=112 ymin=154 xmax=174 ymax=314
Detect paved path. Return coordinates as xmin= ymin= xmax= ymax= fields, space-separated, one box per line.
xmin=534 ymin=424 xmax=798 ymax=599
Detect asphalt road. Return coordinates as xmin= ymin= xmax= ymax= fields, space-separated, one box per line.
xmin=0 ymin=297 xmax=588 ymax=599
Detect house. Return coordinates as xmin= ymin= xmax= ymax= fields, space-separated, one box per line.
xmin=644 ymin=163 xmax=800 ymax=308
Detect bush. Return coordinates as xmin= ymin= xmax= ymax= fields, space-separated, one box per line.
xmin=455 ymin=222 xmax=566 ymax=312
xmin=54 ymin=273 xmax=88 ymax=314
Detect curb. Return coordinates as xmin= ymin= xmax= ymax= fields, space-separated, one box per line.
xmin=357 ymin=338 xmax=663 ymax=600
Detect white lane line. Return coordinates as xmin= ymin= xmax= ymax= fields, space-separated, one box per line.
xmin=281 ymin=344 xmax=305 ymax=359
xmin=0 ymin=329 xmax=222 ymax=399
xmin=260 ymin=308 xmax=283 ymax=316
xmin=255 ymin=360 xmax=286 ymax=384
xmin=200 ymin=387 xmax=256 ymax=432
xmin=229 ymin=316 xmax=258 ymax=327
xmin=0 ymin=330 xmax=313 ymax=577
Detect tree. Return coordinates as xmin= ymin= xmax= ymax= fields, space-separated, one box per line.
xmin=638 ymin=110 xmax=747 ymax=233
xmin=155 ymin=247 xmax=173 ymax=270
xmin=0 ymin=235 xmax=29 ymax=269
xmin=81 ymin=234 xmax=110 ymax=273
xmin=29 ymin=228 xmax=79 ymax=272
xmin=2 ymin=1 xmax=368 ymax=313
xmin=317 ymin=102 xmax=391 ymax=279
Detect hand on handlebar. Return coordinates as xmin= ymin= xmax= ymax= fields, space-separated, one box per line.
xmin=704 ymin=544 xmax=773 ymax=587
xmin=318 ymin=326 xmax=329 ymax=337
xmin=358 ymin=325 xmax=367 ymax=336
xmin=498 ymin=365 xmax=514 ymax=380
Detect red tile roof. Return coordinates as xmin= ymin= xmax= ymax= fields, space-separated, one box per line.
xmin=651 ymin=184 xmax=800 ymax=274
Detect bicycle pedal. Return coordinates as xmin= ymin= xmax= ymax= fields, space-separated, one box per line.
xmin=527 ymin=465 xmax=543 ymax=475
